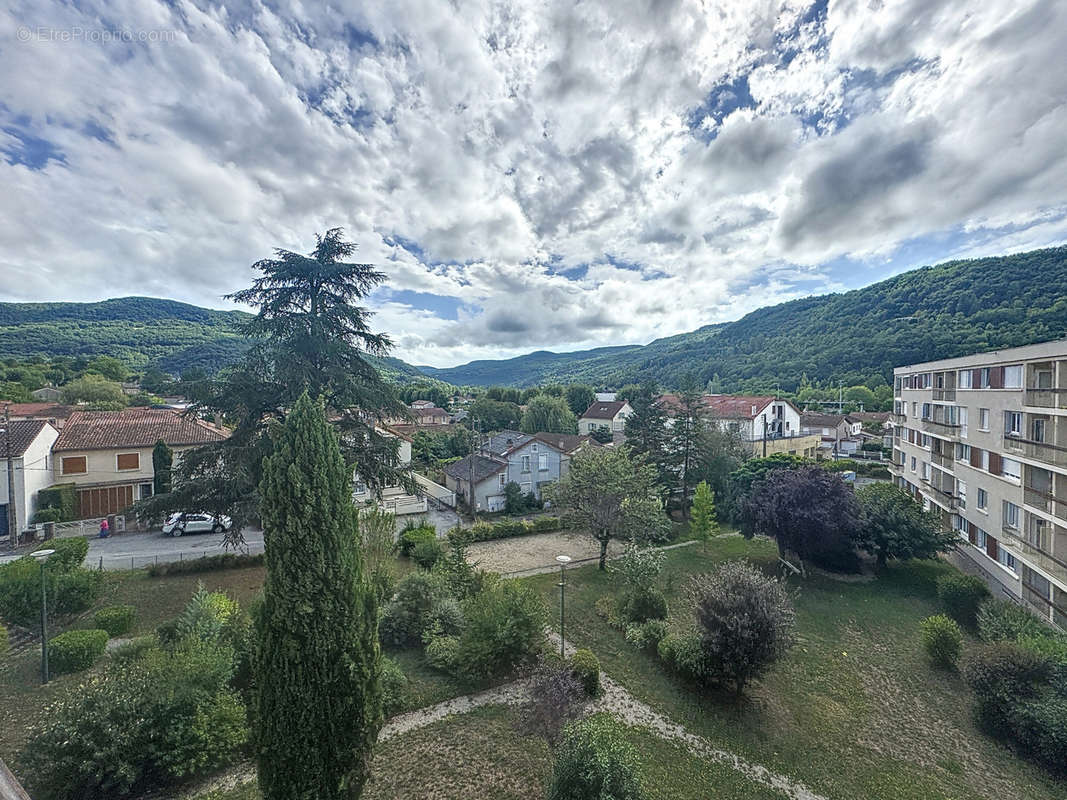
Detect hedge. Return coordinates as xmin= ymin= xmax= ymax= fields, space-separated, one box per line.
xmin=94 ymin=605 xmax=136 ymax=637
xmin=36 ymin=483 xmax=77 ymax=522
xmin=49 ymin=629 xmax=109 ymax=675
xmin=456 ymin=516 xmax=563 ymax=543
xmin=145 ymin=552 xmax=264 ymax=577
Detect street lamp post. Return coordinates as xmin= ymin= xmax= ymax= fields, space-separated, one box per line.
xmin=31 ymin=548 xmax=55 ymax=685
xmin=555 ymin=555 xmax=571 ymax=659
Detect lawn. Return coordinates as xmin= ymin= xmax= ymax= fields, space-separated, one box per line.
xmin=521 ymin=534 xmax=1067 ymax=800
xmin=197 ymin=705 xmax=788 ymax=800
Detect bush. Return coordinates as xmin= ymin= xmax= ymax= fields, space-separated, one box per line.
xmin=1014 ymin=695 xmax=1067 ymax=772
xmin=32 ymin=507 xmax=64 ymax=524
xmin=920 ymin=615 xmax=963 ymax=669
xmin=381 ymin=656 xmax=408 ymax=717
xmin=36 ymin=484 xmax=77 ymax=522
xmin=937 ymin=573 xmax=990 ymax=628
xmin=145 ymin=552 xmax=264 ymax=577
xmin=454 ymin=580 xmax=546 ymax=681
xmin=977 ymin=598 xmax=1050 ymax=643
xmin=110 ymin=636 xmax=158 ymax=664
xmin=170 ymin=584 xmax=238 ymax=644
xmin=49 ymin=629 xmax=109 ymax=675
xmin=399 ymin=523 xmax=437 ymax=557
xmin=656 ymin=632 xmax=708 ymax=682
xmin=421 ymin=596 xmax=464 ymax=644
xmin=963 ymin=642 xmax=1050 ymax=736
xmin=533 ymin=516 xmax=563 ymax=533
xmin=51 ymin=569 xmax=104 ymax=618
xmin=43 ymin=538 xmax=90 ymax=572
xmin=379 ymin=572 xmax=449 ymax=647
xmin=461 ymin=517 xmax=559 ymax=542
xmin=689 ymin=561 xmax=796 ymax=694
xmin=425 ymin=635 xmax=460 ymax=673
xmin=522 ymin=660 xmax=586 ymax=743
xmin=547 ymin=715 xmax=647 ymax=800
xmin=625 ymin=619 xmax=669 ymax=651
xmin=569 ymin=648 xmax=600 ymax=696
xmin=0 ymin=624 xmax=8 ymax=659
xmin=620 ymin=588 xmax=668 ymax=623
xmin=94 ymin=605 xmax=136 ymax=637
xmin=22 ymin=641 xmax=247 ymax=799
xmin=412 ymin=537 xmax=444 ymax=570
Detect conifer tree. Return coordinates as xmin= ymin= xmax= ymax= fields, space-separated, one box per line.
xmin=689 ymin=481 xmax=718 ymax=552
xmin=255 ymin=392 xmax=381 ymax=800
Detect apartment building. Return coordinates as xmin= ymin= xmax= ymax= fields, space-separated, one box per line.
xmin=889 ymin=340 xmax=1067 ymax=628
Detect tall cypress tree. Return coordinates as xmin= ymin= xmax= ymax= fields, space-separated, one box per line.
xmin=255 ymin=392 xmax=382 ymax=800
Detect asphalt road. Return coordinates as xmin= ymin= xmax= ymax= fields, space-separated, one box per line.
xmin=80 ymin=527 xmax=265 ymax=571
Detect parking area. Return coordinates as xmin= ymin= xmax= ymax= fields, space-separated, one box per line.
xmin=78 ymin=528 xmax=265 ymax=571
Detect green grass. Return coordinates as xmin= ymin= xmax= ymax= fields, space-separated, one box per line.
xmin=195 ymin=706 xmax=786 ymax=800
xmin=521 ymin=535 xmax=1067 ymax=800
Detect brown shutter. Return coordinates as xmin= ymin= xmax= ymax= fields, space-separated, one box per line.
xmin=989 ymin=366 xmax=1004 ymax=389
xmin=988 ymin=452 xmax=1002 ymax=476
xmin=971 ymin=368 xmax=982 ymax=386
xmin=117 ymin=453 xmax=139 ymax=470
xmin=970 ymin=447 xmax=982 ymax=468
xmin=987 ymin=536 xmax=998 ymax=560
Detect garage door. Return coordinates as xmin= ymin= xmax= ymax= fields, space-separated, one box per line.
xmin=486 ymin=495 xmax=505 ymax=512
xmin=76 ymin=485 xmax=135 ymax=518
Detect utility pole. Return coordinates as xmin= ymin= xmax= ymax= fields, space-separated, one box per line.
xmin=2 ymin=403 xmax=16 ymax=545
xmin=761 ymin=413 xmax=767 ymax=457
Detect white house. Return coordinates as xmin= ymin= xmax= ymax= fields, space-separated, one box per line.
xmin=0 ymin=419 xmax=59 ymax=538
xmin=579 ymin=400 xmax=633 ymax=435
xmin=658 ymin=394 xmax=820 ymax=458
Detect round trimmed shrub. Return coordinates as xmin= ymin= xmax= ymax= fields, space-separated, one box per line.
xmin=621 ymin=587 xmax=668 ymax=623
xmin=454 ymin=580 xmax=546 ymax=681
xmin=380 ymin=656 xmax=408 ymax=717
xmin=937 ymin=573 xmax=990 ymax=628
xmin=547 ymin=715 xmax=646 ymax=800
xmin=412 ymin=537 xmax=444 ymax=570
xmin=977 ymin=598 xmax=1049 ymax=643
xmin=425 ymin=635 xmax=460 ymax=673
xmin=379 ymin=572 xmax=448 ymax=647
xmin=110 ymin=636 xmax=158 ymax=664
xmin=398 ymin=524 xmax=437 ymax=557
xmin=920 ymin=614 xmax=963 ymax=669
xmin=656 ymin=632 xmax=708 ymax=681
xmin=49 ymin=629 xmax=109 ymax=675
xmin=94 ymin=604 xmax=136 ymax=637
xmin=625 ymin=619 xmax=669 ymax=651
xmin=569 ymin=648 xmax=600 ymax=696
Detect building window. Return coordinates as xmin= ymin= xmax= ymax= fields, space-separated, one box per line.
xmin=1004 ymin=411 xmax=1022 ymax=437
xmin=912 ymin=402 xmax=918 ymax=416
xmin=1002 ymin=457 xmax=1021 ymax=482
xmin=116 ymin=452 xmax=139 ymax=471
xmin=981 ymin=450 xmax=990 ymax=471
xmin=1035 ymin=369 xmax=1053 ymax=389
xmin=1004 ymin=365 xmax=1023 ymax=389
xmin=538 ymin=453 xmax=549 ymax=471
xmin=980 ymin=368 xmax=990 ymax=388
xmin=959 ymin=407 xmax=968 ymax=438
xmin=998 ymin=548 xmax=1017 ymax=573
xmin=977 ymin=488 xmax=988 ymax=511
xmin=976 ymin=528 xmax=987 ymax=548
xmin=139 ymin=483 xmax=154 ymax=500
xmin=922 ymin=402 xmax=931 ymax=420
xmin=1032 ymin=418 xmax=1047 ymax=442
xmin=1003 ymin=501 xmax=1020 ymax=530
xmin=921 ymin=462 xmax=930 ymax=481
xmin=957 ymin=480 xmax=967 ymax=508
xmin=499 ymin=473 xmax=507 ymax=487
xmin=353 ymin=478 xmax=367 ymax=496
xmin=956 ymin=443 xmax=971 ymax=461
xmin=521 ymin=455 xmax=531 ymax=473
xmin=910 ymin=456 xmax=917 ymax=472
xmin=60 ymin=456 xmax=87 ymax=475
xmin=958 ymin=370 xmax=972 ymax=389
xmin=979 ymin=408 xmax=989 ymax=430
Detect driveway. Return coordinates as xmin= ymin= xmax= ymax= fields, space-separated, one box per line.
xmin=79 ymin=528 xmax=264 ymax=571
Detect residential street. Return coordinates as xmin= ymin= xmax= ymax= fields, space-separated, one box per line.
xmin=78 ymin=528 xmax=265 ymax=571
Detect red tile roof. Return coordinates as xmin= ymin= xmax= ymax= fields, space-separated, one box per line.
xmin=657 ymin=394 xmax=787 ymax=419
xmin=54 ymin=408 xmax=228 ymax=452
xmin=581 ymin=400 xmax=628 ymax=420
xmin=530 ymin=432 xmax=601 ymax=454
xmin=6 ymin=402 xmax=75 ymax=420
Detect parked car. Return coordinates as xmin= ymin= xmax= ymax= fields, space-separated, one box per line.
xmin=163 ymin=512 xmax=233 ymax=537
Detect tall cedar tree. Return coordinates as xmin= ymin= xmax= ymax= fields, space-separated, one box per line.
xmin=138 ymin=229 xmax=407 ymax=543
xmin=743 ymin=466 xmax=863 ymax=567
xmin=151 ymin=439 xmax=173 ymax=495
xmin=255 ymin=393 xmax=382 ymax=800
xmin=689 ymin=481 xmax=719 ymax=551
xmin=855 ymin=482 xmax=958 ymax=566
xmin=545 ymin=447 xmax=669 ymax=569
xmin=669 ymin=377 xmax=707 ymax=516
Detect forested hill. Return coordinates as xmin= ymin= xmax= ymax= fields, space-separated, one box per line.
xmin=0 ymin=296 xmax=426 ymax=381
xmin=417 ymin=246 xmax=1067 ymax=390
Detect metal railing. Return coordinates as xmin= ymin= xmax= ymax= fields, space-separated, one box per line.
xmin=999 ymin=528 xmax=1067 ymax=576
xmin=931 ymin=451 xmax=954 ymax=470
xmin=31 ymin=515 xmax=127 ymax=540
xmin=933 ymin=389 xmax=956 ymax=402
xmin=920 ymin=418 xmax=960 ymax=436
xmin=1004 ymin=436 xmax=1067 ymax=469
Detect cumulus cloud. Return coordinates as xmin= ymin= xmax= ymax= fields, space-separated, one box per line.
xmin=1 ymin=0 xmax=1065 ymax=367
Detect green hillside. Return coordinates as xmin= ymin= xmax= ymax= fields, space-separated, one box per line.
xmin=0 ymin=296 xmax=428 ymax=381
xmin=418 ymin=247 xmax=1067 ymax=390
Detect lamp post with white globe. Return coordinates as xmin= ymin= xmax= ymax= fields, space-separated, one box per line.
xmin=555 ymin=555 xmax=571 ymax=659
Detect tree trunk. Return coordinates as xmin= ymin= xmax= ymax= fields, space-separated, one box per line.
xmin=598 ymin=534 xmax=609 ymax=570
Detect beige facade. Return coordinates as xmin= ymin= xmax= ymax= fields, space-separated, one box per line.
xmin=890 ymin=339 xmax=1067 ymax=628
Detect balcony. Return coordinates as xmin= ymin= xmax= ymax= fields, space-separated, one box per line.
xmin=891 ymin=413 xmax=906 ymax=425
xmin=999 ymin=528 xmax=1067 ymax=578
xmin=933 ymin=389 xmax=956 ymax=402
xmin=1025 ymin=387 xmax=1067 ymax=410
xmin=931 ymin=485 xmax=958 ymax=510
xmin=920 ymin=418 xmax=960 ymax=437
xmin=1023 ymin=485 xmax=1067 ymax=522
xmin=931 ymin=451 xmax=954 ymax=470
xmin=1004 ymin=436 xmax=1067 ymax=469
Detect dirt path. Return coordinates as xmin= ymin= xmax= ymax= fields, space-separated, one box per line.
xmin=466 ymin=529 xmax=628 ymax=574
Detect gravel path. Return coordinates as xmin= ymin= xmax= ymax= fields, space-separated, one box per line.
xmin=466 ymin=530 xmax=627 ymax=574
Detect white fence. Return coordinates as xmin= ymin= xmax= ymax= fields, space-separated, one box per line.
xmin=414 ymin=473 xmax=456 ymax=507
xmin=33 ymin=515 xmax=127 ymax=540
xmin=380 ymin=495 xmax=428 ymax=515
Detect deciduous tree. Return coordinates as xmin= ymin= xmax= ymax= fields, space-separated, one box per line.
xmin=856 ymin=482 xmax=956 ymax=567
xmin=520 ymin=394 xmax=577 ymax=434
xmin=689 ymin=481 xmax=718 ymax=551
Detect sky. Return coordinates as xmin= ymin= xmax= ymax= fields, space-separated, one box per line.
xmin=1 ymin=0 xmax=1066 ymax=368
